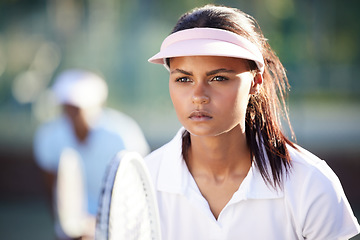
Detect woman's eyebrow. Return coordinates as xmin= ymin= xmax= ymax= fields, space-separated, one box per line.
xmin=170 ymin=68 xmax=193 ymax=75
xmin=171 ymin=68 xmax=235 ymax=76
xmin=206 ymin=68 xmax=235 ymax=76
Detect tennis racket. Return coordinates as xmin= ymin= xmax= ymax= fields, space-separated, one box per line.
xmin=95 ymin=152 xmax=122 ymax=239
xmin=56 ymin=148 xmax=88 ymax=238
xmin=95 ymin=150 xmax=161 ymax=240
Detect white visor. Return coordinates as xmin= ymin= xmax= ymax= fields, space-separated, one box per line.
xmin=148 ymin=28 xmax=265 ymax=74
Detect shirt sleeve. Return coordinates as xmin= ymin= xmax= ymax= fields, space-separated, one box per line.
xmin=299 ymin=160 xmax=360 ymax=240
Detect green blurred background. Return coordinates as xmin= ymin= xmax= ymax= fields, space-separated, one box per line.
xmin=0 ymin=0 xmax=359 ymax=239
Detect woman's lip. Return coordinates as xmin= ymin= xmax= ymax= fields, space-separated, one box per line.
xmin=189 ymin=110 xmax=212 ymax=120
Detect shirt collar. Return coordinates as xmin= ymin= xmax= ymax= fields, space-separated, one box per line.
xmin=157 ymin=128 xmax=283 ymax=200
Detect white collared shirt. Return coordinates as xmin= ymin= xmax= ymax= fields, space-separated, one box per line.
xmin=145 ymin=128 xmax=360 ymax=240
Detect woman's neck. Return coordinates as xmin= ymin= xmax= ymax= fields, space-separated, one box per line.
xmin=185 ymin=127 xmax=252 ymax=219
xmin=186 ymin=127 xmax=251 ymax=180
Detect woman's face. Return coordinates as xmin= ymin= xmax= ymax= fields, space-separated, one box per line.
xmin=169 ymin=56 xmax=257 ymax=137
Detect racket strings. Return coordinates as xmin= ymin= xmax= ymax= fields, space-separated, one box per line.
xmin=109 ymin=163 xmax=158 ymax=240
xmin=95 ymin=156 xmax=121 ymax=240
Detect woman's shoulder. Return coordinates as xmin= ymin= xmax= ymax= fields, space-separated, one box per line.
xmin=284 ymin=146 xmax=360 ymax=239
xmin=284 ymin=144 xmax=347 ymax=214
xmin=144 ymin=140 xmax=177 ymax=189
xmin=144 ymin=144 xmax=166 ymax=169
xmin=286 ymin=144 xmax=340 ymax=184
xmin=145 ymin=128 xmax=184 ymax=161
xmin=287 ymin=144 xmax=322 ymax=167
xmin=144 ymin=128 xmax=184 ymax=182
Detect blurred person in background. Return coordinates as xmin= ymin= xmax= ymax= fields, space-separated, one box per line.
xmin=33 ymin=69 xmax=150 ymax=239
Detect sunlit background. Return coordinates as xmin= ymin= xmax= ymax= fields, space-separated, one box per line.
xmin=0 ymin=0 xmax=359 ymax=239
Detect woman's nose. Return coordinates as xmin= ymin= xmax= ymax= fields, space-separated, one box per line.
xmin=192 ymin=83 xmax=210 ymax=104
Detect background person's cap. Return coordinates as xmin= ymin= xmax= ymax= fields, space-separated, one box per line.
xmin=52 ymin=69 xmax=108 ymax=109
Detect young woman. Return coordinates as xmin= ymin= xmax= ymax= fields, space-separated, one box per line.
xmin=146 ymin=4 xmax=360 ymax=239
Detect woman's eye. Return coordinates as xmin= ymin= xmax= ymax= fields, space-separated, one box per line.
xmin=211 ymin=76 xmax=228 ymax=82
xmin=176 ymin=77 xmax=191 ymax=83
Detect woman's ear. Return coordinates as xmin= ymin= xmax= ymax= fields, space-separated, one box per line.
xmin=250 ymin=73 xmax=263 ymax=94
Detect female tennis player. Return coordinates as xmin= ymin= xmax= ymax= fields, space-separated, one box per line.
xmin=146 ymin=4 xmax=360 ymax=240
